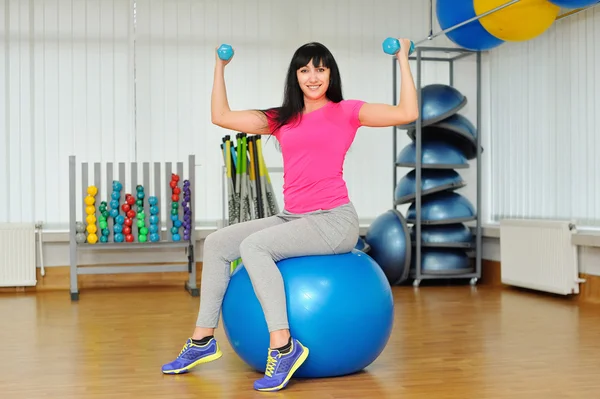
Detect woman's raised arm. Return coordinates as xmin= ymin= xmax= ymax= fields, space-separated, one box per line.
xmin=211 ymin=47 xmax=271 ymax=135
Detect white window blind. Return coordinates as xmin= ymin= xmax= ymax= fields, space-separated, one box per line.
xmin=1 ymin=0 xmax=136 ymax=229
xmin=487 ymin=7 xmax=600 ymax=228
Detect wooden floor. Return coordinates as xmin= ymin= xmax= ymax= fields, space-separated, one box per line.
xmin=2 ymin=285 xmax=600 ymax=399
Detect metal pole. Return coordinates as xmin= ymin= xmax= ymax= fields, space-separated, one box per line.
xmin=415 ymin=48 xmax=423 ymax=285
xmin=428 ymin=0 xmax=433 ymax=39
xmin=556 ymin=2 xmax=600 ymax=20
xmin=413 ymin=0 xmax=521 ymax=46
xmin=392 ymin=58 xmax=397 ymax=208
xmin=476 ymin=51 xmax=482 ymax=282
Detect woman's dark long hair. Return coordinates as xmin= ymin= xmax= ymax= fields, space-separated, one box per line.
xmin=263 ymin=42 xmax=344 ymax=133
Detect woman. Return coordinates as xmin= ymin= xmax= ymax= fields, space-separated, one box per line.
xmin=162 ymin=39 xmax=418 ymax=392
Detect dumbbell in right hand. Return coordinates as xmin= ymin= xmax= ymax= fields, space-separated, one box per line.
xmin=217 ymin=44 xmax=234 ymax=61
xmin=382 ymin=37 xmax=415 ymax=56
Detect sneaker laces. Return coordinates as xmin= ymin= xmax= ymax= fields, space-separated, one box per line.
xmin=265 ymin=352 xmax=280 ymax=377
xmin=178 ymin=341 xmax=192 ymax=357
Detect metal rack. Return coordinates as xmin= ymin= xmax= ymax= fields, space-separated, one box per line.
xmin=68 ymin=154 xmax=198 ymax=300
xmin=392 ymin=46 xmax=482 ymax=287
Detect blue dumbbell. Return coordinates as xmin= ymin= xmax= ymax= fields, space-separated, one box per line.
xmin=217 ymin=44 xmax=234 ymax=61
xmin=382 ymin=37 xmax=415 ymax=56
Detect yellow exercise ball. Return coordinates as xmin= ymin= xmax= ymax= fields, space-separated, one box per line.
xmin=474 ymin=0 xmax=560 ymax=41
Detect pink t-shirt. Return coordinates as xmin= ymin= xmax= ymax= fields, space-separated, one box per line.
xmin=266 ymin=99 xmax=365 ymax=214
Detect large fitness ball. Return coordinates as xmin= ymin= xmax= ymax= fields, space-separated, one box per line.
xmin=221 ymin=250 xmax=394 ymax=378
xmin=436 ymin=0 xmax=504 ymax=51
xmin=365 ymin=209 xmax=412 ymax=285
xmin=548 ymin=0 xmax=600 ymax=7
xmin=474 ymin=0 xmax=560 ymax=42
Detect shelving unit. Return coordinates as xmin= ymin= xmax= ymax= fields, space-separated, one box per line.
xmin=392 ymin=46 xmax=482 ymax=287
xmin=68 ymin=154 xmax=198 ymax=300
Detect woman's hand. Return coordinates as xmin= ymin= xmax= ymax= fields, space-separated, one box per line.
xmin=395 ymin=38 xmax=412 ymax=60
xmin=215 ymin=46 xmax=234 ymax=67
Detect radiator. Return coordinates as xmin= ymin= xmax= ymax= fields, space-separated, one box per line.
xmin=500 ymin=219 xmax=582 ymax=295
xmin=0 ymin=223 xmax=37 ymax=287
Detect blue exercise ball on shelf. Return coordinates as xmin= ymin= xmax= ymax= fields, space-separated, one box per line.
xmin=365 ymin=209 xmax=412 ymax=285
xmin=548 ymin=0 xmax=600 ymax=7
xmin=436 ymin=0 xmax=504 ymax=51
xmin=396 ymin=140 xmax=470 ymax=169
xmin=406 ymin=192 xmax=476 ymax=225
xmin=395 ymin=169 xmax=466 ymax=205
xmin=410 ymin=223 xmax=474 ymax=248
xmin=397 ymin=84 xmax=467 ymax=129
xmin=412 ymin=248 xmax=473 ymax=275
xmin=221 ymin=250 xmax=394 ymax=378
xmin=407 ymin=113 xmax=482 ymax=160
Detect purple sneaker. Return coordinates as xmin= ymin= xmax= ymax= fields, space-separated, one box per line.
xmin=161 ymin=338 xmax=223 ymax=374
xmin=253 ymin=337 xmax=309 ymax=392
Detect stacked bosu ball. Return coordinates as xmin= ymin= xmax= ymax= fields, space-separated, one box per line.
xmin=397 ymin=83 xmax=479 ymax=277
xmin=365 ymin=84 xmax=481 ymax=284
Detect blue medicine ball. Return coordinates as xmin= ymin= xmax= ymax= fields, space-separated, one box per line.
xmin=221 ymin=250 xmax=394 ymax=378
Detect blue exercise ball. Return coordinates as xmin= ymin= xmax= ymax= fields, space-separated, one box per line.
xmin=221 ymin=250 xmax=394 ymax=378
xmin=407 ymin=113 xmax=482 ymax=160
xmin=398 ymin=84 xmax=467 ymax=129
xmin=396 ymin=140 xmax=469 ymax=169
xmin=406 ymin=192 xmax=476 ymax=225
xmin=395 ymin=169 xmax=466 ymax=205
xmin=365 ymin=209 xmax=411 ymax=285
xmin=548 ymin=0 xmax=600 ymax=7
xmin=436 ymin=0 xmax=504 ymax=51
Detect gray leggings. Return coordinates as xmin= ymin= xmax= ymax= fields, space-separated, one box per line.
xmin=196 ymin=201 xmax=359 ymax=332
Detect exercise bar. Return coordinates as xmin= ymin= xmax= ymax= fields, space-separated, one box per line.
xmin=556 ymin=2 xmax=600 ymax=20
